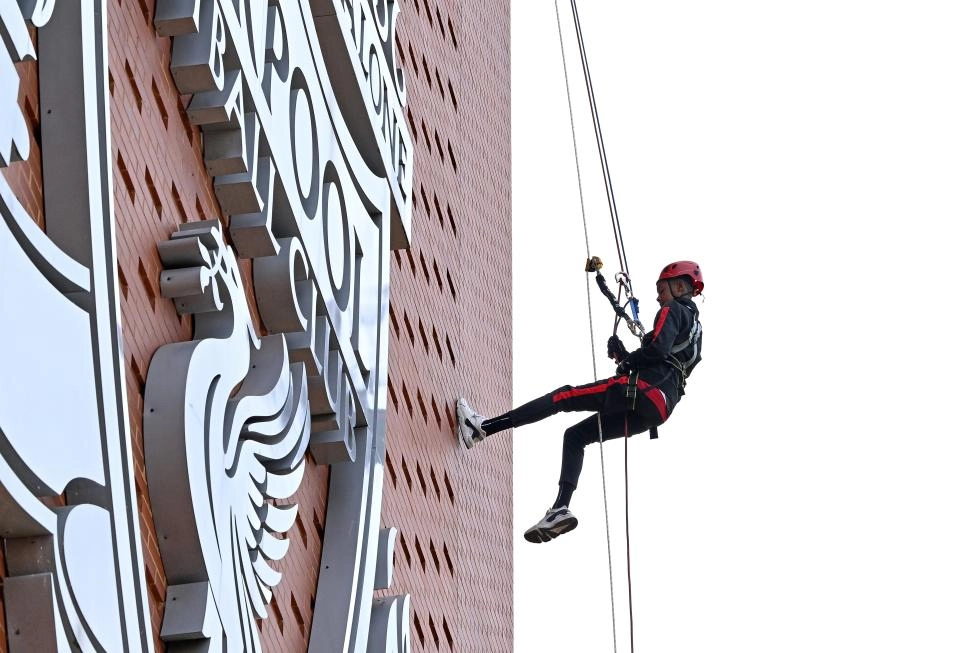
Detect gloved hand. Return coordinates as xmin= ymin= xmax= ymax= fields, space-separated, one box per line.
xmin=607 ymin=335 xmax=628 ymax=362
xmin=616 ymin=358 xmax=633 ymax=376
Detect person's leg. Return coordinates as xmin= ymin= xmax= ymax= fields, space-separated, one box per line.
xmin=524 ymin=410 xmax=654 ymax=544
xmin=481 ymin=376 xmax=633 ymax=436
xmin=458 ymin=377 xmax=629 ymax=449
xmin=554 ymin=410 xmax=652 ymax=509
xmin=478 ymin=392 xmax=550 ymax=435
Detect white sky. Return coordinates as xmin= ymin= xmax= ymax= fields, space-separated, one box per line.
xmin=511 ymin=2 xmax=980 ymax=651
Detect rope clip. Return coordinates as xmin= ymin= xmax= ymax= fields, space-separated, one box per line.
xmin=626 ymin=318 xmax=645 ymax=339
xmin=614 ymin=272 xmax=645 ymax=337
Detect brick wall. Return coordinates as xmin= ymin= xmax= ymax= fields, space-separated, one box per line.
xmin=0 ymin=0 xmax=511 ymax=650
xmin=380 ymin=1 xmax=514 ymax=651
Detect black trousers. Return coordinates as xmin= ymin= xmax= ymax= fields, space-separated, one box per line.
xmin=506 ymin=374 xmax=669 ymax=489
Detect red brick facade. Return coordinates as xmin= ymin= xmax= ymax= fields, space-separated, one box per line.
xmin=0 ymin=1 xmax=510 ymax=651
xmin=380 ymin=1 xmax=514 ymax=651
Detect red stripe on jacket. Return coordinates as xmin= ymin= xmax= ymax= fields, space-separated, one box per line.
xmin=651 ymin=306 xmax=671 ymax=340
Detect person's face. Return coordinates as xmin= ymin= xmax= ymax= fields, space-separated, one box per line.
xmin=656 ymin=278 xmax=690 ymax=306
xmin=656 ymin=280 xmax=673 ymax=306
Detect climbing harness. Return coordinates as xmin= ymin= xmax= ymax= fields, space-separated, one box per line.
xmin=555 ymin=1 xmax=639 ymax=651
xmin=666 ymin=304 xmax=703 ymax=392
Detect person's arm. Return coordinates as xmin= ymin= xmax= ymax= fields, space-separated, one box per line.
xmin=623 ymin=302 xmax=684 ymax=369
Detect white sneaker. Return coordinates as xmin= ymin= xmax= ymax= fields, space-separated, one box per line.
xmin=523 ymin=506 xmax=578 ymax=544
xmin=456 ymin=398 xmax=488 ymax=449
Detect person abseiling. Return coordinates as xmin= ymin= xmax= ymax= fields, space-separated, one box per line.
xmin=456 ymin=261 xmax=704 ymax=543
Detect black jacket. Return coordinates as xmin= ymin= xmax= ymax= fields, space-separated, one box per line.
xmin=625 ymin=296 xmax=702 ymax=411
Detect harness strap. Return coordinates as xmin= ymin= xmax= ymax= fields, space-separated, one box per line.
xmin=665 ymin=355 xmax=689 ymax=389
xmin=592 ymin=270 xmax=645 ymax=338
xmin=670 ymin=319 xmax=702 ymax=355
xmin=667 ymin=303 xmax=702 ymax=385
xmin=594 ymin=271 xmax=632 ymax=324
xmin=624 ymin=369 xmax=639 ymax=409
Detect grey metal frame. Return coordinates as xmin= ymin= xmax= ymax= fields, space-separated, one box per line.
xmin=1 ymin=2 xmax=154 ymax=651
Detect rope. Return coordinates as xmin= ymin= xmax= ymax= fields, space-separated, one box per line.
xmin=555 ymin=2 xmax=637 ymax=651
xmin=555 ymin=1 xmax=591 ymax=262
xmin=568 ymin=0 xmax=631 ymax=277
xmin=624 ymin=416 xmax=636 ymax=653
xmin=555 ymin=3 xmax=619 ymax=652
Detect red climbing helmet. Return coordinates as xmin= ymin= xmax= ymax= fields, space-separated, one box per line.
xmin=658 ymin=261 xmax=704 ymax=296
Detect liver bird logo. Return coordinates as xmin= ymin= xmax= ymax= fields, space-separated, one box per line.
xmin=144 ymin=220 xmax=311 ymax=652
